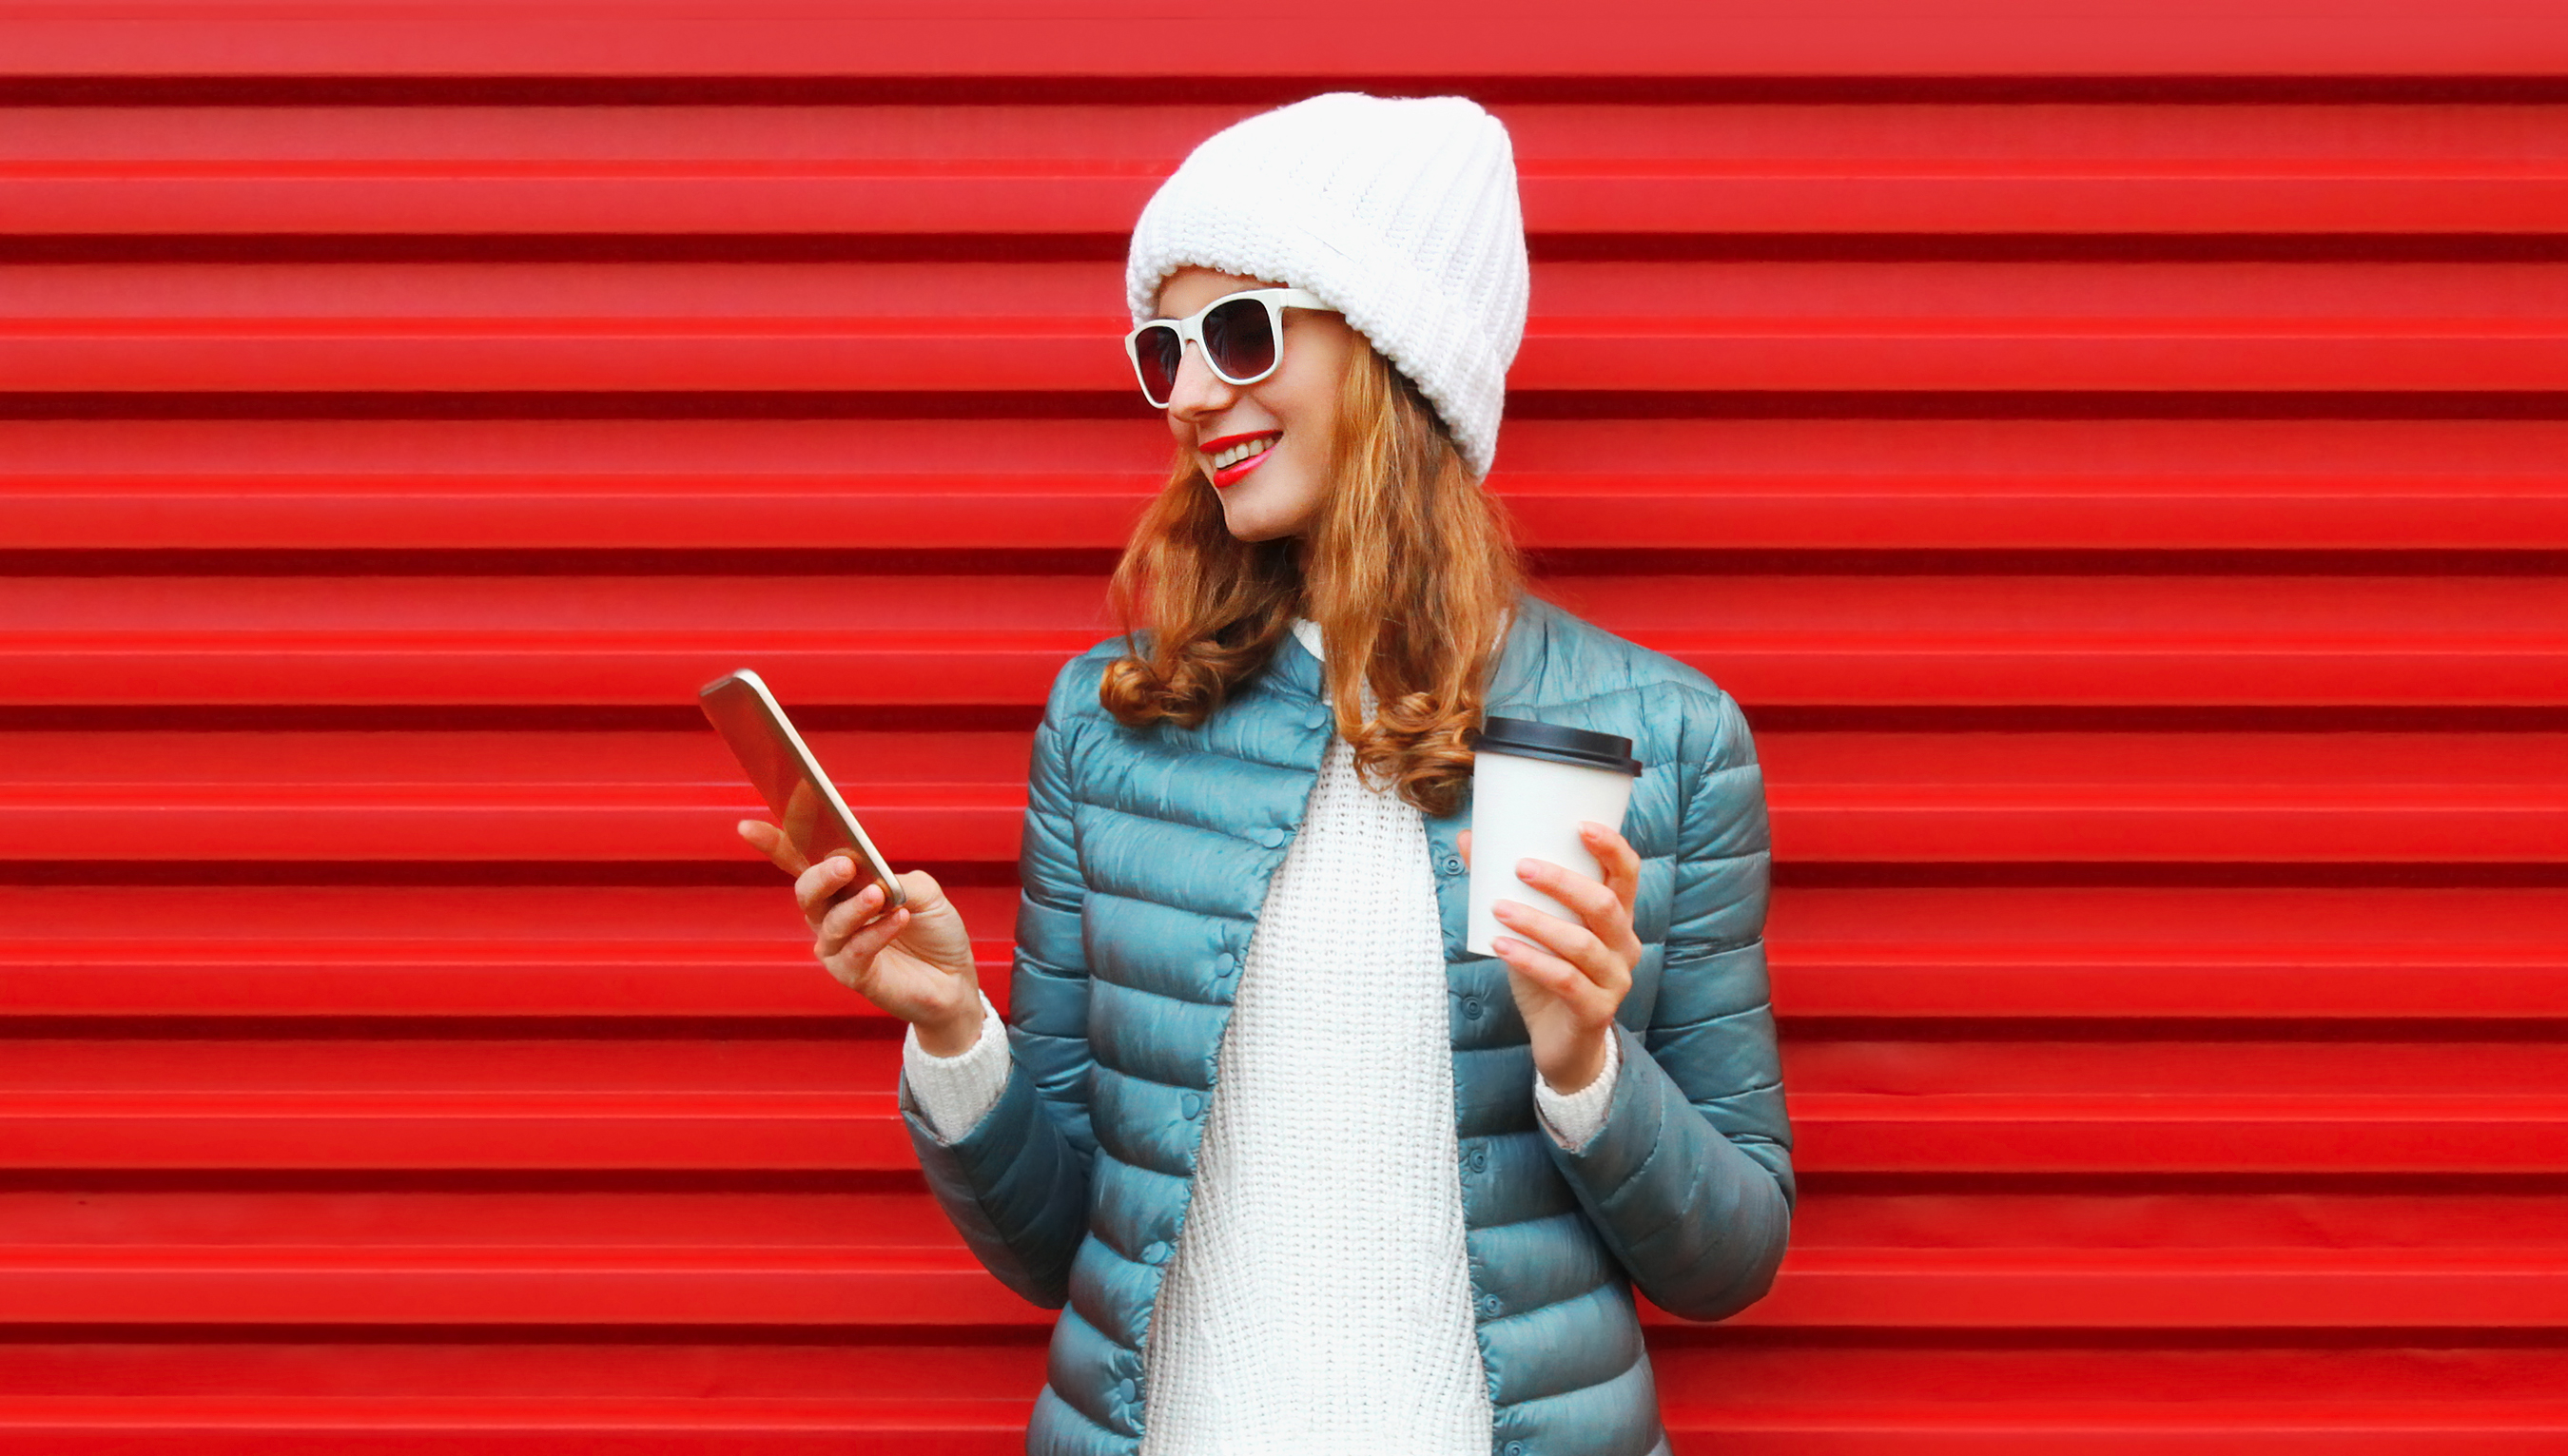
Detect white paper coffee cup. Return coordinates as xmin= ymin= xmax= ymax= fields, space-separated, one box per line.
xmin=1466 ymin=716 xmax=1644 ymax=957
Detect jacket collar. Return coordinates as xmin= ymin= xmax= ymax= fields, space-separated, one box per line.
xmin=1485 ymin=592 xmax=1549 ymax=712
xmin=1273 ymin=621 xmax=1323 ymax=694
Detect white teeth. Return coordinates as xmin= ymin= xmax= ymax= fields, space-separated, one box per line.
xmin=1209 ymin=433 xmax=1281 ymax=470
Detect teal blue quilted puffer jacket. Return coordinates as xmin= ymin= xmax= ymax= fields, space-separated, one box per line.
xmin=899 ymin=591 xmax=1794 ymax=1456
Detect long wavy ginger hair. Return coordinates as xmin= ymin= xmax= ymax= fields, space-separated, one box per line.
xmin=1099 ymin=339 xmax=1525 ymax=818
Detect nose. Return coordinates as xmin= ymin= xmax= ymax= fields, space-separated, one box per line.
xmin=1163 ymin=340 xmax=1239 ymax=423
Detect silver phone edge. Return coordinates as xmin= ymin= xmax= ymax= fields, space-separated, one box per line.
xmin=699 ymin=668 xmax=909 ymax=911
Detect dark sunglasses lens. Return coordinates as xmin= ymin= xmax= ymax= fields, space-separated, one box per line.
xmin=1133 ymin=324 xmax=1183 ymax=403
xmin=1202 ymin=297 xmax=1277 ymax=381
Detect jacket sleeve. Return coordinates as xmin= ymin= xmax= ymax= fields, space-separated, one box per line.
xmin=1541 ymin=686 xmax=1795 ymax=1321
xmin=896 ymin=659 xmax=1099 ymax=1310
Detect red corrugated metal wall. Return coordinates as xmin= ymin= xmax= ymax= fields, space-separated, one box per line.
xmin=5 ymin=3 xmax=2567 ymax=1449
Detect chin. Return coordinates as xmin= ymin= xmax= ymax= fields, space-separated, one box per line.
xmin=1213 ymin=474 xmax=1319 ymax=542
xmin=1218 ymin=509 xmax=1292 ymax=543
xmin=1210 ymin=490 xmax=1280 ymax=542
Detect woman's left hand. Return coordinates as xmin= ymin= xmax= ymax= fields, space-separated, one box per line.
xmin=1458 ymin=822 xmax=1643 ymax=1097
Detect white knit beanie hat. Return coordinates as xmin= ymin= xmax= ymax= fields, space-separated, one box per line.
xmin=1125 ymin=92 xmax=1530 ymax=479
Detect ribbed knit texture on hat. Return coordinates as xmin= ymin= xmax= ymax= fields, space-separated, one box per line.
xmin=1125 ymin=92 xmax=1530 ymax=478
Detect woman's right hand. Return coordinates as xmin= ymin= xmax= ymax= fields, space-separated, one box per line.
xmin=736 ymin=819 xmax=985 ymax=1055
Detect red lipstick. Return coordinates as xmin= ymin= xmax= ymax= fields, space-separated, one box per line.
xmin=1200 ymin=431 xmax=1280 ymax=490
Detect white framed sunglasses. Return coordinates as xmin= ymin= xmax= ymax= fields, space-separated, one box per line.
xmin=1124 ymin=287 xmax=1341 ymax=408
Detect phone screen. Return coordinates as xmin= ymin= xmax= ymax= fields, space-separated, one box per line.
xmin=699 ymin=670 xmax=905 ymax=909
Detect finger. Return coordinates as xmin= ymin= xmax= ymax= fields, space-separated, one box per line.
xmin=825 ymin=899 xmax=906 ymax=963
xmin=1491 ymin=897 xmax=1615 ymax=990
xmin=822 ymin=904 xmax=910 ymax=972
xmin=1566 ymin=828 xmax=1646 ymax=965
xmin=737 ymin=818 xmax=810 ymax=877
xmin=891 ymin=865 xmax=943 ymax=911
xmin=795 ymin=856 xmax=864 ymax=925
xmin=815 ymin=881 xmax=892 ymax=955
xmin=1512 ymin=856 xmax=1624 ymax=940
xmin=1580 ymin=821 xmax=1644 ymax=915
xmin=1492 ymin=933 xmax=1606 ymax=1014
xmin=1456 ymin=829 xmax=1471 ymax=868
xmin=1514 ymin=852 xmax=1643 ymax=967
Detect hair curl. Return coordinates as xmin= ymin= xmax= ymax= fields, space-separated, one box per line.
xmin=1097 ymin=337 xmax=1526 ymax=818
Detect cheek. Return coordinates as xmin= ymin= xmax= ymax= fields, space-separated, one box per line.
xmin=1290 ymin=340 xmax=1355 ymax=443
xmin=1274 ymin=368 xmax=1345 ymax=451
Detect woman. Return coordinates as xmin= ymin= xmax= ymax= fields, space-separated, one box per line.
xmin=740 ymin=93 xmax=1792 ymax=1456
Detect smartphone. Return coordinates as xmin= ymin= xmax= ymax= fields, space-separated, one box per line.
xmin=699 ymin=668 xmax=906 ymax=911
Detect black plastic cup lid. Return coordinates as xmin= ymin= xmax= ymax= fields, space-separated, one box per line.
xmin=1469 ymin=715 xmax=1644 ymax=776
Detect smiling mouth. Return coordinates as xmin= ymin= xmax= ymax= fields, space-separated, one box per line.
xmin=1204 ymin=431 xmax=1282 ymax=473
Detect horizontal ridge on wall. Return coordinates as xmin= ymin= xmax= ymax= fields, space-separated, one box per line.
xmin=7 ymin=417 xmax=2568 ymax=549
xmin=3 ymin=728 xmax=2567 ymax=863
xmin=9 ymin=885 xmax=2565 ymax=1019
xmin=4 ymin=258 xmax=2567 ymax=392
xmin=7 ymin=102 xmax=2565 ymax=236
xmin=6 ymin=1 xmax=2568 ymax=77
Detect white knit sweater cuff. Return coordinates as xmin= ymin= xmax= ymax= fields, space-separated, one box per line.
xmin=901 ymin=990 xmax=1009 ymax=1144
xmin=1534 ymin=1028 xmax=1623 ymax=1153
